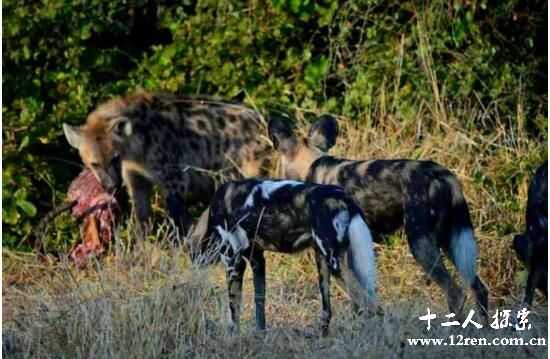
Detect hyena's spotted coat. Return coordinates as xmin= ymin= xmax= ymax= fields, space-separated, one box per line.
xmin=63 ymin=92 xmax=273 ymax=238
xmin=201 ymin=179 xmax=378 ymax=335
xmin=268 ymin=114 xmax=490 ymax=321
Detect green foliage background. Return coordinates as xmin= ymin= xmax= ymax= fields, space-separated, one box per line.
xmin=3 ymin=0 xmax=547 ymax=249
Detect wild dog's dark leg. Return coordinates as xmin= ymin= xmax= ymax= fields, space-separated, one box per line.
xmin=123 ymin=169 xmax=152 ymax=243
xmin=524 ymin=267 xmax=544 ymax=306
xmin=334 ymin=275 xmax=363 ymax=316
xmin=334 ymin=254 xmax=361 ymax=314
xmin=405 ymin=207 xmax=466 ymax=316
xmin=165 ymin=192 xmax=192 ymax=243
xmin=409 ymin=236 xmax=465 ymax=315
xmin=442 ymin=236 xmax=489 ymax=320
xmin=315 ymin=250 xmax=332 ymax=336
xmin=250 ymin=250 xmax=266 ymax=330
xmin=538 ymin=272 xmax=548 ymax=296
xmin=334 ymin=253 xmax=380 ymax=317
xmin=226 ymin=256 xmax=247 ymax=333
xmin=469 ymin=276 xmax=489 ymax=322
xmin=531 ymin=240 xmax=547 ymax=299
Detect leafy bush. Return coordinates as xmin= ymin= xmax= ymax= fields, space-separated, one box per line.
xmin=2 ymin=0 xmax=547 ymax=250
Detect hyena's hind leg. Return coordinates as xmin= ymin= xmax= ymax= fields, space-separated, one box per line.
xmin=123 ymin=170 xmax=153 ymax=244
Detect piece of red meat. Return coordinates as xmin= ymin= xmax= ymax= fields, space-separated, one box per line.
xmin=67 ymin=169 xmax=119 ymax=267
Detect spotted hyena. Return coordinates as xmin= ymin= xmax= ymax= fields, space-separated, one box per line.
xmin=201 ymin=179 xmax=377 ymax=335
xmin=268 ymin=114 xmax=489 ymax=321
xmin=513 ymin=161 xmax=548 ymax=306
xmin=63 ymin=92 xmax=273 ymax=240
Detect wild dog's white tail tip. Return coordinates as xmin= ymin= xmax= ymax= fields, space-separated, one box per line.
xmin=450 ymin=228 xmax=478 ymax=285
xmin=347 ymin=214 xmax=377 ymax=300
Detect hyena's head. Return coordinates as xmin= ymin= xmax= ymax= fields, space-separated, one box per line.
xmin=62 ymin=95 xmax=146 ymax=191
xmin=268 ymin=114 xmax=339 ymax=180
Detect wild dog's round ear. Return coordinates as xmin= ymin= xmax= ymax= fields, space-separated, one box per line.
xmin=267 ymin=114 xmax=298 ymax=155
xmin=108 ymin=117 xmax=133 ymax=138
xmin=308 ymin=114 xmax=339 ymax=152
xmin=63 ymin=123 xmax=83 ymax=149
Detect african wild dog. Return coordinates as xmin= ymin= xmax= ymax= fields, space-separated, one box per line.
xmin=513 ymin=162 xmax=548 ymax=306
xmin=268 ymin=114 xmax=489 ymax=321
xmin=201 ymin=179 xmax=377 ymax=335
xmin=63 ymin=92 xmax=272 ymax=239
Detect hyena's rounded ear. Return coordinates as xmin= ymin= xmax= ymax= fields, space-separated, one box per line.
xmin=268 ymin=115 xmax=298 ymax=155
xmin=63 ymin=123 xmax=83 ymax=149
xmin=308 ymin=114 xmax=339 ymax=152
xmin=108 ymin=117 xmax=133 ymax=138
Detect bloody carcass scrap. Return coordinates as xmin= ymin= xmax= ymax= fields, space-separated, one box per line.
xmin=67 ymin=169 xmax=119 ymax=267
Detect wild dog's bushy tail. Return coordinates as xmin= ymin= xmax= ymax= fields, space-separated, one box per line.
xmin=448 ymin=183 xmax=479 ymax=286
xmin=347 ymin=212 xmax=377 ymax=301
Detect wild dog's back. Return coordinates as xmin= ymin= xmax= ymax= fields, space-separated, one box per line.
xmin=205 ymin=179 xmax=312 ymax=253
xmin=307 ymin=157 xmax=459 ymax=236
xmin=205 ymin=179 xmax=366 ymax=263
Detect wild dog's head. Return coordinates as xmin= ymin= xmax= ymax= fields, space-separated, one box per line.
xmin=63 ymin=92 xmax=153 ymax=191
xmin=268 ymin=114 xmax=339 ymax=180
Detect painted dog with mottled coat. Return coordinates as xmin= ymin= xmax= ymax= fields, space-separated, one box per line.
xmin=513 ymin=162 xmax=548 ymax=306
xmin=201 ymin=179 xmax=378 ymax=335
xmin=268 ymin=114 xmax=489 ymax=321
xmin=63 ymin=92 xmax=273 ymax=239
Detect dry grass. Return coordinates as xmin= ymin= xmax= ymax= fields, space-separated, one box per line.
xmin=2 ymin=237 xmax=547 ymax=358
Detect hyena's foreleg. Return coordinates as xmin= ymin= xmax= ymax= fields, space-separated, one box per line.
xmin=249 ymin=250 xmax=266 ymax=330
xmin=159 ymin=170 xmax=193 ymax=241
xmin=314 ymin=250 xmax=332 ymax=336
xmin=188 ymin=208 xmax=211 ymax=264
xmin=123 ymin=170 xmax=153 ymax=243
xmin=165 ymin=192 xmax=192 ymax=243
